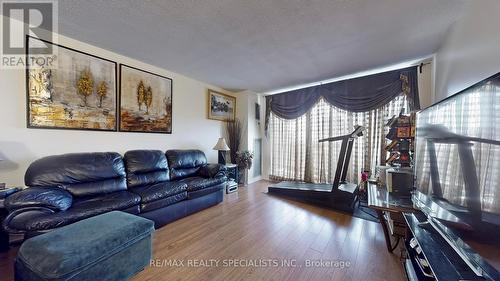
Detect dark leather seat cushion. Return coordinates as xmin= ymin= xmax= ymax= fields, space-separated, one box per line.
xmin=177 ymin=177 xmax=226 ymax=192
xmin=129 ymin=181 xmax=187 ymax=204
xmin=140 ymin=192 xmax=187 ymax=212
xmin=18 ymin=191 xmax=140 ymax=231
xmin=71 ymin=191 xmax=140 ymax=212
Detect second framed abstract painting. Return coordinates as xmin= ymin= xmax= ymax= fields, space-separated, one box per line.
xmin=119 ymin=65 xmax=173 ymax=134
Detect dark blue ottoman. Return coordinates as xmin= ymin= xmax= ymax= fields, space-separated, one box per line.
xmin=15 ymin=211 xmax=154 ymax=281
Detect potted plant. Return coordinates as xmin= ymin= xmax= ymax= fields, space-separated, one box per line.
xmin=225 ymin=118 xmax=241 ymax=164
xmin=236 ymin=150 xmax=253 ymax=186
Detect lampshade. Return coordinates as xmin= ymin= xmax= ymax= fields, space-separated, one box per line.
xmin=213 ymin=138 xmax=230 ymax=151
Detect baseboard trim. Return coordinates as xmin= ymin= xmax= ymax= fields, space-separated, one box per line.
xmin=248 ymin=176 xmax=262 ymax=184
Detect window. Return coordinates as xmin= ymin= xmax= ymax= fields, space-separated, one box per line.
xmin=270 ymin=94 xmax=409 ymax=184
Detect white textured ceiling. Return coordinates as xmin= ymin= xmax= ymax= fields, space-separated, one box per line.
xmin=56 ymin=0 xmax=465 ymax=93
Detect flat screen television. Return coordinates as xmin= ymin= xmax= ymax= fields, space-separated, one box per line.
xmin=413 ymin=72 xmax=500 ymax=279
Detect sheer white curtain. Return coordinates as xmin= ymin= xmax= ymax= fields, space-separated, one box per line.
xmin=270 ymin=94 xmax=409 ymax=184
xmin=415 ymin=82 xmax=500 ymax=213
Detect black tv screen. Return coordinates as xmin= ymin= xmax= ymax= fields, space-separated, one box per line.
xmin=414 ymin=72 xmax=500 ymax=275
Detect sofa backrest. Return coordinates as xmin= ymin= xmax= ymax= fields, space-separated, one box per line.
xmin=166 ymin=150 xmax=207 ymax=180
xmin=25 ymin=152 xmax=127 ymax=197
xmin=123 ymin=150 xmax=170 ymax=188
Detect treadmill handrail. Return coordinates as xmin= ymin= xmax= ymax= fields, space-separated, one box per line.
xmin=318 ymin=126 xmax=366 ymax=143
xmin=318 ymin=135 xmax=348 ymax=142
xmin=317 ymin=125 xmax=365 ymax=191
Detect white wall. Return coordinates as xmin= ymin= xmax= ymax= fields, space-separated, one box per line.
xmin=434 ymin=0 xmax=500 ymax=102
xmin=262 ymin=103 xmax=271 ymax=181
xmin=0 ymin=26 xmax=237 ymax=186
xmin=235 ymin=91 xmax=264 ymax=184
xmin=246 ymin=93 xmax=264 ymax=183
xmin=418 ymin=62 xmax=434 ymax=109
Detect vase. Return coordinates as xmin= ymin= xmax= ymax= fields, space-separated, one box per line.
xmin=242 ymin=168 xmax=249 ymax=186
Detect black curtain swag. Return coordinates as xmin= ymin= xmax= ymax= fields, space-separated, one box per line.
xmin=265 ymin=66 xmax=419 ymax=134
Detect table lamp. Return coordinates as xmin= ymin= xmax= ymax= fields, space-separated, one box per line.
xmin=213 ymin=138 xmax=230 ymax=164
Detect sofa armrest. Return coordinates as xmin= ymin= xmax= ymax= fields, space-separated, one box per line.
xmin=4 ymin=187 xmax=73 ymax=212
xmin=198 ymin=164 xmax=227 ymax=178
xmin=2 ymin=206 xmax=55 ymax=233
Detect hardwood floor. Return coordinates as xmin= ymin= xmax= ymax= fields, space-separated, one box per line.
xmin=0 ymin=180 xmax=405 ymax=281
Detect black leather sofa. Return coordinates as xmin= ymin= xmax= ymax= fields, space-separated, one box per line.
xmin=3 ymin=149 xmax=226 ymax=237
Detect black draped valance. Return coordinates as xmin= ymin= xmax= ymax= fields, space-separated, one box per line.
xmin=265 ymin=66 xmax=419 ymax=133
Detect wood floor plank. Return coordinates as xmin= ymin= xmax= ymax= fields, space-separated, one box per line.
xmin=0 ymin=180 xmax=405 ymax=281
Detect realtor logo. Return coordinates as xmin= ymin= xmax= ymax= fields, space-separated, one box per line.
xmin=1 ymin=0 xmax=57 ymax=68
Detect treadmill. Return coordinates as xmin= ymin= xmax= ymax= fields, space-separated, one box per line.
xmin=268 ymin=126 xmax=365 ymax=212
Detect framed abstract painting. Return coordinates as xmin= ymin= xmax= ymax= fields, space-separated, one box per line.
xmin=119 ymin=64 xmax=173 ymax=134
xmin=207 ymin=89 xmax=236 ymax=121
xmin=26 ymin=36 xmax=117 ymax=131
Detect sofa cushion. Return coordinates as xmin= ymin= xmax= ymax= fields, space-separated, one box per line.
xmin=71 ymin=191 xmax=141 ymax=212
xmin=25 ymin=152 xmax=127 ymax=198
xmin=16 ymin=191 xmax=141 ymax=231
xmin=140 ymin=192 xmax=188 ymax=212
xmin=166 ymin=150 xmax=207 ymax=180
xmin=124 ymin=150 xmax=170 ymax=188
xmin=129 ymin=181 xmax=187 ymax=204
xmin=178 ymin=176 xmax=226 ymax=192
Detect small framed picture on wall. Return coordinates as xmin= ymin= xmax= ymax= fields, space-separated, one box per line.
xmin=207 ymin=89 xmax=236 ymax=121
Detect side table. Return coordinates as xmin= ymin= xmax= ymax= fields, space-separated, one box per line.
xmin=367 ymin=183 xmax=416 ymax=253
xmin=0 ymin=187 xmax=22 ymax=252
xmin=225 ymin=164 xmax=239 ymax=194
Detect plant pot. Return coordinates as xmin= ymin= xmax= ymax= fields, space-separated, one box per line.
xmin=241 ymin=168 xmax=248 ymax=186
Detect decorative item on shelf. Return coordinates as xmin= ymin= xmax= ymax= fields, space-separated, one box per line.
xmin=383 ymin=110 xmax=415 ymax=194
xmin=225 ymin=118 xmax=241 ymax=164
xmin=213 ymin=138 xmax=230 ymax=164
xmin=236 ymin=150 xmax=253 ymax=186
xmin=207 ymin=89 xmax=236 ymax=121
xmin=119 ymin=64 xmax=173 ymax=134
xmin=384 ymin=110 xmax=416 ymax=167
xmin=26 ymin=36 xmax=117 ymax=131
